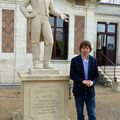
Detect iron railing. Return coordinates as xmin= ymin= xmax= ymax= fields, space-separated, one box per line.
xmin=98 ymin=51 xmax=117 ymax=82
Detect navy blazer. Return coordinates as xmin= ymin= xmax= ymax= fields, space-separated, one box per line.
xmin=70 ymin=54 xmax=99 ymax=97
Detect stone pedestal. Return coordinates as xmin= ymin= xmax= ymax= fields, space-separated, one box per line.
xmin=16 ymin=69 xmax=69 ymax=120
xmin=112 ymin=81 xmax=120 ymax=92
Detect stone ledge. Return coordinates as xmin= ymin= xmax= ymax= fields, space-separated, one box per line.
xmin=28 ymin=68 xmax=60 ymax=75
xmin=18 ymin=73 xmax=69 ymax=81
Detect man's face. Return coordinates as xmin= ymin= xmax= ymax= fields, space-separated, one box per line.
xmin=80 ymin=46 xmax=90 ymax=56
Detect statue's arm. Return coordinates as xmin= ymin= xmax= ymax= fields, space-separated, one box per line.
xmin=49 ymin=0 xmax=68 ymax=22
xmin=49 ymin=0 xmax=61 ymax=17
xmin=19 ymin=0 xmax=31 ymax=18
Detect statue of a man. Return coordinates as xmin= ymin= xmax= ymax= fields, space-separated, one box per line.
xmin=20 ymin=0 xmax=68 ymax=69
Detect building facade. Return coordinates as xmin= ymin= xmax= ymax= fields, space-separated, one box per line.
xmin=0 ymin=0 xmax=120 ymax=84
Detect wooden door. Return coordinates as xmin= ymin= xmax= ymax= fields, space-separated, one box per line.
xmin=96 ymin=23 xmax=117 ymax=66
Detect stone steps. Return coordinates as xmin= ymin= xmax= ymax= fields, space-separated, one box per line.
xmin=104 ymin=74 xmax=120 ymax=79
xmin=98 ymin=66 xmax=120 ymax=87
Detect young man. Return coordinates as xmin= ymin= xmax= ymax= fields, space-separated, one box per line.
xmin=70 ymin=40 xmax=99 ymax=120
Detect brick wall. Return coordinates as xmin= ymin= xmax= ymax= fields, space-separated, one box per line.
xmin=74 ymin=16 xmax=85 ymax=54
xmin=2 ymin=9 xmax=14 ymax=53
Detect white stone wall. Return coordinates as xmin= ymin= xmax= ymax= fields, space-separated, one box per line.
xmin=84 ymin=1 xmax=97 ymax=56
xmin=0 ymin=0 xmax=120 ymax=84
xmin=0 ymin=0 xmax=78 ymax=84
xmin=0 ymin=1 xmax=17 ymax=84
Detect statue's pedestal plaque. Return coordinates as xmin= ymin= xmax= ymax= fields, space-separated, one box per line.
xmin=18 ymin=69 xmax=69 ymax=120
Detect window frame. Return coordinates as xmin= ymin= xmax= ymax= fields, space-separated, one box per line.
xmin=50 ymin=15 xmax=68 ymax=60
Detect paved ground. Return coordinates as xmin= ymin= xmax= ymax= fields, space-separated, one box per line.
xmin=0 ymin=84 xmax=120 ymax=120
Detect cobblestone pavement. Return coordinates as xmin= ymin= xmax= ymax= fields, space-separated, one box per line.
xmin=0 ymin=85 xmax=120 ymax=120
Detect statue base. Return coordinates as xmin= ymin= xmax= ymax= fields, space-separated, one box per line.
xmin=14 ymin=69 xmax=69 ymax=120
xmin=28 ymin=68 xmax=60 ymax=75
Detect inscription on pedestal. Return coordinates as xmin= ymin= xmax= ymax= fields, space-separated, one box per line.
xmin=29 ymin=86 xmax=64 ymax=120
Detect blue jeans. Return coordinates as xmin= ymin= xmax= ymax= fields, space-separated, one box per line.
xmin=75 ymin=94 xmax=96 ymax=120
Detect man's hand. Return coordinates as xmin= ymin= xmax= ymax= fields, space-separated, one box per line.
xmin=60 ymin=14 xmax=68 ymax=22
xmin=83 ymin=80 xmax=93 ymax=87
